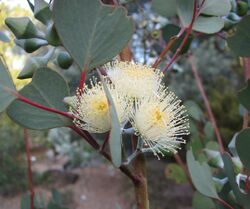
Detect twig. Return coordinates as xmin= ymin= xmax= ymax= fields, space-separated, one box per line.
xmin=188 ymin=54 xmax=224 ymax=154
xmin=152 ymin=28 xmax=185 ymax=68
xmin=68 ymin=125 xmax=100 ymax=150
xmin=69 ymin=125 xmax=140 ymax=185
xmin=7 ymin=89 xmax=74 ymax=120
xmin=24 ymin=129 xmax=34 ymax=209
xmin=163 ymin=0 xmax=198 ymax=73
xmin=79 ymin=64 xmax=88 ymax=91
xmin=216 ymin=198 xmax=234 ymax=209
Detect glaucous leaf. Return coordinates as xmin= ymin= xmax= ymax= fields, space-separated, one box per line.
xmin=238 ymin=80 xmax=250 ymax=111
xmin=53 ymin=0 xmax=133 ymax=70
xmin=5 ymin=17 xmax=44 ymax=39
xmin=227 ymin=15 xmax=250 ymax=57
xmin=0 ymin=59 xmax=16 ymax=113
xmin=184 ymin=100 xmax=204 ymax=121
xmin=165 ymin=163 xmax=188 ymax=184
xmin=162 ymin=24 xmax=192 ymax=54
xmin=98 ymin=71 xmax=122 ymax=167
xmin=192 ymin=191 xmax=215 ymax=209
xmin=34 ymin=0 xmax=52 ymax=25
xmin=151 ymin=0 xmax=177 ymax=17
xmin=193 ymin=16 xmax=224 ymax=34
xmin=7 ymin=68 xmax=71 ymax=129
xmin=200 ymin=0 xmax=231 ymax=16
xmin=235 ymin=128 xmax=250 ymax=171
xmin=222 ymin=153 xmax=250 ymax=208
xmin=187 ymin=149 xmax=219 ymax=199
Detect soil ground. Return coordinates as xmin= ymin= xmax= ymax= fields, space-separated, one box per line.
xmin=0 ymin=155 xmax=193 ymax=209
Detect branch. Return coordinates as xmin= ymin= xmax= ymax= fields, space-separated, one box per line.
xmin=79 ymin=64 xmax=88 ymax=91
xmin=7 ymin=89 xmax=74 ymax=120
xmin=216 ymin=198 xmax=234 ymax=209
xmin=69 ymin=125 xmax=140 ymax=185
xmin=163 ymin=0 xmax=198 ymax=73
xmin=152 ymin=28 xmax=185 ymax=68
xmin=24 ymin=129 xmax=34 ymax=209
xmin=188 ymin=54 xmax=224 ymax=154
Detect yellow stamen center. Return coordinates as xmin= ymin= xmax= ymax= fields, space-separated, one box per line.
xmin=92 ymin=99 xmax=108 ymax=113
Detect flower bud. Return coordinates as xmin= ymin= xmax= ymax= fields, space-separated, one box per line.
xmin=15 ymin=38 xmax=48 ymax=53
xmin=5 ymin=17 xmax=44 ymax=39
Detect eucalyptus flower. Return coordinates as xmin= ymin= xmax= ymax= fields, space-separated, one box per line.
xmin=129 ymin=88 xmax=189 ymax=157
xmin=104 ymin=61 xmax=163 ymax=99
xmin=70 ymin=78 xmax=131 ymax=133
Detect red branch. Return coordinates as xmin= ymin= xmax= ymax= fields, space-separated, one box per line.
xmin=79 ymin=65 xmax=88 ymax=91
xmin=188 ymin=54 xmax=225 ymax=154
xmin=24 ymin=129 xmax=34 ymax=209
xmin=8 ymin=90 xmax=74 ymax=120
xmin=152 ymin=28 xmax=185 ymax=68
xmin=68 ymin=125 xmax=100 ymax=150
xmin=163 ymin=0 xmax=198 ymax=73
xmin=217 ymin=198 xmax=234 ymax=209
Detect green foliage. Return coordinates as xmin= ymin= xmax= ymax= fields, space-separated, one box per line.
xmin=151 ymin=0 xmax=177 ymax=17
xmin=165 ymin=163 xmax=188 ymax=184
xmin=53 ymin=0 xmax=134 ymax=70
xmin=238 ymin=80 xmax=250 ymax=111
xmin=176 ymin=0 xmax=231 ymax=33
xmin=235 ymin=128 xmax=250 ymax=171
xmin=192 ymin=191 xmax=215 ymax=209
xmin=228 ymin=15 xmax=250 ymax=57
xmin=15 ymin=38 xmax=48 ymax=53
xmin=5 ymin=17 xmax=44 ymax=39
xmin=0 ymin=59 xmax=16 ymax=113
xmin=184 ymin=100 xmax=204 ymax=121
xmin=222 ymin=153 xmax=250 ymax=208
xmin=186 ymin=149 xmax=218 ymax=199
xmin=7 ymin=68 xmax=72 ymax=129
xmin=99 ymin=71 xmax=122 ymax=167
xmin=162 ymin=24 xmax=192 ymax=54
xmin=34 ymin=0 xmax=52 ymax=25
xmin=20 ymin=189 xmax=69 ymax=209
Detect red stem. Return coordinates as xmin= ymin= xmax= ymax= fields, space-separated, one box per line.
xmin=9 ymin=90 xmax=74 ymax=120
xmin=69 ymin=125 xmax=140 ymax=185
xmin=152 ymin=28 xmax=185 ymax=68
xmin=163 ymin=0 xmax=198 ymax=73
xmin=79 ymin=70 xmax=87 ymax=91
xmin=188 ymin=54 xmax=225 ymax=154
xmin=217 ymin=198 xmax=234 ymax=209
xmin=68 ymin=125 xmax=100 ymax=150
xmin=24 ymin=129 xmax=34 ymax=209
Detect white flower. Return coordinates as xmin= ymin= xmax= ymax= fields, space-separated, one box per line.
xmin=70 ymin=78 xmax=131 ymax=133
xmin=130 ymin=88 xmax=189 ymax=158
xmin=104 ymin=61 xmax=163 ymax=99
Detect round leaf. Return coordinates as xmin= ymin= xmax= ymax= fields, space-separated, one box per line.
xmin=227 ymin=15 xmax=250 ymax=57
xmin=151 ymin=0 xmax=177 ymax=17
xmin=0 ymin=59 xmax=16 ymax=113
xmin=7 ymin=68 xmax=71 ymax=129
xmin=187 ymin=149 xmax=219 ymax=199
xmin=53 ymin=0 xmax=134 ymax=70
xmin=236 ymin=128 xmax=250 ymax=171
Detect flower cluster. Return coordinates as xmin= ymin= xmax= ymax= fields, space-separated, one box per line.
xmin=69 ymin=61 xmax=189 ymax=157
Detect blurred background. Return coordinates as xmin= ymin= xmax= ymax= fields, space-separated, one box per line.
xmin=0 ymin=0 xmax=246 ymax=208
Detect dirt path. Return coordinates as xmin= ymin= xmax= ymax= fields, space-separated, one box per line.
xmin=0 ymin=164 xmax=134 ymax=209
